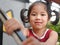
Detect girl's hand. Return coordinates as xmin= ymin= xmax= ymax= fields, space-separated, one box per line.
xmin=22 ymin=36 xmax=43 ymax=45
xmin=4 ymin=18 xmax=25 ymax=35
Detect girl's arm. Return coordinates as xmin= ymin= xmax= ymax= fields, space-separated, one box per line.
xmin=44 ymin=31 xmax=58 ymax=45
xmin=4 ymin=18 xmax=28 ymax=35
xmin=22 ymin=31 xmax=58 ymax=45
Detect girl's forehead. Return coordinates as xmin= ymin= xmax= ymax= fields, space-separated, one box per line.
xmin=31 ymin=4 xmax=47 ymax=12
xmin=32 ymin=3 xmax=46 ymax=8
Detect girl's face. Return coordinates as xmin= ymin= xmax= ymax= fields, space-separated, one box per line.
xmin=29 ymin=4 xmax=49 ymax=30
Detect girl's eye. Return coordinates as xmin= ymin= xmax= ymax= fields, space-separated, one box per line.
xmin=41 ymin=14 xmax=46 ymax=16
xmin=31 ymin=13 xmax=36 ymax=16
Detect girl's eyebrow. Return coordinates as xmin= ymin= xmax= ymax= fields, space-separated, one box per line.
xmin=40 ymin=11 xmax=47 ymax=13
xmin=41 ymin=12 xmax=45 ymax=13
xmin=31 ymin=10 xmax=36 ymax=13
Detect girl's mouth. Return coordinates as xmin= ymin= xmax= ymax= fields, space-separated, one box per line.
xmin=35 ymin=22 xmax=42 ymax=25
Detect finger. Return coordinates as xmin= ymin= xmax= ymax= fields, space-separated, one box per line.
xmin=5 ymin=23 xmax=17 ymax=34
xmin=4 ymin=18 xmax=16 ymax=30
xmin=23 ymin=40 xmax=35 ymax=45
xmin=7 ymin=22 xmax=20 ymax=35
xmin=4 ymin=18 xmax=18 ymax=27
xmin=23 ymin=36 xmax=34 ymax=45
xmin=27 ymin=42 xmax=34 ymax=45
xmin=4 ymin=18 xmax=14 ymax=25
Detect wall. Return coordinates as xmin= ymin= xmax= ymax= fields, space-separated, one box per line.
xmin=0 ymin=0 xmax=26 ymax=45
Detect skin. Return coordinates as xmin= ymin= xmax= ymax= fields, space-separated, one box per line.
xmin=4 ymin=18 xmax=28 ymax=36
xmin=22 ymin=31 xmax=58 ymax=45
xmin=29 ymin=4 xmax=49 ymax=37
xmin=22 ymin=3 xmax=58 ymax=45
xmin=4 ymin=3 xmax=58 ymax=45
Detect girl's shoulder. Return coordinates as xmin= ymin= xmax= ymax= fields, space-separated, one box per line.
xmin=49 ymin=29 xmax=58 ymax=37
xmin=47 ymin=29 xmax=58 ymax=38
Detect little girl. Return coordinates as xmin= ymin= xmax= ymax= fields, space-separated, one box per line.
xmin=4 ymin=1 xmax=58 ymax=45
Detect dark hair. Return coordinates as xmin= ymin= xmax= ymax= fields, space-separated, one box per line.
xmin=27 ymin=1 xmax=51 ymax=20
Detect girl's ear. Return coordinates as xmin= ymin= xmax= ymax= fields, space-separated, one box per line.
xmin=50 ymin=10 xmax=59 ymax=25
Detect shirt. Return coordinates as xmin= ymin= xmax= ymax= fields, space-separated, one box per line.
xmin=28 ymin=29 xmax=52 ymax=42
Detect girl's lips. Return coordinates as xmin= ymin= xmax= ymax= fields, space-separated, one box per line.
xmin=35 ymin=22 xmax=42 ymax=23
xmin=35 ymin=22 xmax=42 ymax=25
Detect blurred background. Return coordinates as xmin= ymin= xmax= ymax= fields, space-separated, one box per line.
xmin=0 ymin=0 xmax=60 ymax=45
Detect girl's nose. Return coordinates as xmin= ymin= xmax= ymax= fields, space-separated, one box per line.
xmin=36 ymin=15 xmax=42 ymax=20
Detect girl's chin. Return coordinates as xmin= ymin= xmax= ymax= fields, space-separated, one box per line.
xmin=35 ymin=26 xmax=43 ymax=29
